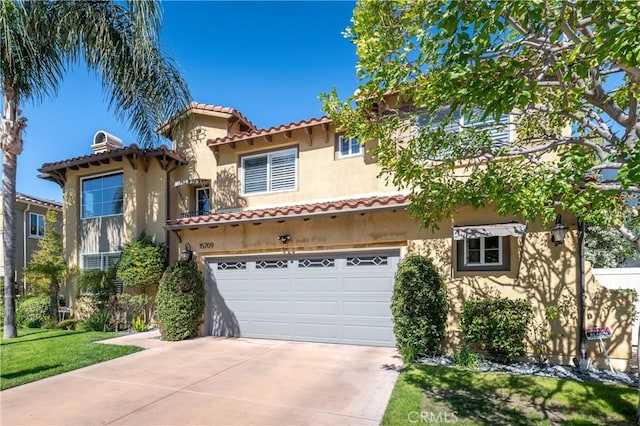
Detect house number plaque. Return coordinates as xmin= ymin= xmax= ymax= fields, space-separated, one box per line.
xmin=199 ymin=242 xmax=215 ymax=249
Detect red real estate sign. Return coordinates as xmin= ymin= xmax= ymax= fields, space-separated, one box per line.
xmin=585 ymin=326 xmax=612 ymax=340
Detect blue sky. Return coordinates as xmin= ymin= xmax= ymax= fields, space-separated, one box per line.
xmin=13 ymin=1 xmax=358 ymax=202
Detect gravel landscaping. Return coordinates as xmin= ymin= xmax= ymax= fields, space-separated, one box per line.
xmin=419 ymin=355 xmax=638 ymax=387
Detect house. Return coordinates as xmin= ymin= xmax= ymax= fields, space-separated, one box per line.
xmin=0 ymin=191 xmax=62 ymax=294
xmin=39 ymin=102 xmax=634 ymax=370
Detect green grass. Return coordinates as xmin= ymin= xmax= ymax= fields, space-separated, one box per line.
xmin=1 ymin=328 xmax=143 ymax=390
xmin=382 ymin=364 xmax=637 ymax=426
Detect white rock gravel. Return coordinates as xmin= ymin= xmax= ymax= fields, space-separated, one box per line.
xmin=419 ymin=356 xmax=637 ymax=387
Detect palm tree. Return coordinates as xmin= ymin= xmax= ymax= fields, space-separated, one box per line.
xmin=1 ymin=1 xmax=190 ymax=338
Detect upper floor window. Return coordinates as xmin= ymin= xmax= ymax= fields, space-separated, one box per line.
xmin=29 ymin=213 xmax=45 ymax=238
xmin=81 ymin=172 xmax=124 ymax=219
xmin=196 ymin=187 xmax=211 ymax=216
xmin=336 ymin=134 xmax=362 ymax=158
xmin=241 ymin=148 xmax=297 ymax=195
xmin=417 ymin=109 xmax=511 ymax=150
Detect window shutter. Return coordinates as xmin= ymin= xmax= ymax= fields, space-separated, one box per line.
xmin=243 ymin=156 xmax=268 ymax=194
xmin=270 ymin=150 xmax=296 ymax=191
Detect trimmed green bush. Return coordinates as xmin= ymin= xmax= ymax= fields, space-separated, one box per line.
xmin=16 ymin=295 xmax=50 ymax=328
xmin=117 ymin=232 xmax=166 ymax=291
xmin=156 ymin=260 xmax=205 ymax=341
xmin=460 ymin=296 xmax=533 ymax=363
xmin=391 ymin=255 xmax=448 ymax=362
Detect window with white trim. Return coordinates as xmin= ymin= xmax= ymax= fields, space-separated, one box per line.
xmin=82 ymin=252 xmax=121 ymax=271
xmin=29 ymin=213 xmax=45 ymax=238
xmin=336 ymin=134 xmax=362 ymax=158
xmin=241 ymin=148 xmax=297 ymax=194
xmin=81 ymin=172 xmax=124 ymax=219
xmin=417 ymin=109 xmax=511 ymax=150
xmin=464 ymin=236 xmax=502 ymax=266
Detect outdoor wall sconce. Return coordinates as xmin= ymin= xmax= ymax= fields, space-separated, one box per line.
xmin=180 ymin=242 xmax=193 ymax=261
xmin=550 ymin=214 xmax=568 ymax=245
xmin=277 ymin=234 xmax=291 ymax=245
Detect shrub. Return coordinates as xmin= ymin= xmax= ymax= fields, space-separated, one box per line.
xmin=391 ymin=255 xmax=448 ymax=362
xmin=16 ymin=295 xmax=50 ymax=328
xmin=460 ymin=296 xmax=533 ymax=363
xmin=118 ymin=293 xmax=152 ymax=327
xmin=56 ymin=318 xmax=78 ymax=330
xmin=156 ymin=260 xmax=205 ymax=341
xmin=117 ymin=232 xmax=166 ymax=292
xmin=131 ymin=316 xmax=146 ymax=332
xmin=78 ymin=310 xmax=112 ymax=332
xmin=452 ymin=346 xmax=481 ymax=369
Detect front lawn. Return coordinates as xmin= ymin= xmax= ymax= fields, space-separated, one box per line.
xmin=0 ymin=328 xmax=142 ymax=390
xmin=382 ymin=364 xmax=637 ymax=425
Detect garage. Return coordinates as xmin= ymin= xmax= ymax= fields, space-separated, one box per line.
xmin=204 ymin=251 xmax=399 ymax=346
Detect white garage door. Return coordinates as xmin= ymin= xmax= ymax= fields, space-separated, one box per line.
xmin=204 ymin=251 xmax=399 ymax=347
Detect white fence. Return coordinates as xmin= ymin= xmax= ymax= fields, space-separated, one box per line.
xmin=593 ymin=268 xmax=640 ymax=345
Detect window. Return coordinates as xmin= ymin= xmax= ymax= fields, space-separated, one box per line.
xmin=456 ymin=236 xmax=510 ymax=272
xmin=241 ymin=148 xmax=297 ymax=194
xmin=417 ymin=109 xmax=511 ymax=150
xmin=465 ymin=236 xmax=502 ymax=266
xmin=81 ymin=172 xmax=124 ymax=219
xmin=82 ymin=252 xmax=121 ymax=271
xmin=29 ymin=213 xmax=45 ymax=238
xmin=196 ymin=187 xmax=211 ymax=216
xmin=336 ymin=134 xmax=361 ymax=158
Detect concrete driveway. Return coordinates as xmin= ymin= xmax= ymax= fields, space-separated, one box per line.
xmin=0 ymin=331 xmax=401 ymax=426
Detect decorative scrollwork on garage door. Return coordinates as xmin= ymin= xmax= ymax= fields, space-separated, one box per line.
xmin=217 ymin=261 xmax=247 ymax=270
xmin=346 ymin=256 xmax=388 ymax=266
xmin=298 ymin=258 xmax=335 ymax=268
xmin=256 ymin=259 xmax=289 ymax=269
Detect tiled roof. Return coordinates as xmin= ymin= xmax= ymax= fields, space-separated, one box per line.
xmin=208 ymin=116 xmax=331 ymax=147
xmin=0 ymin=191 xmax=62 ymax=210
xmin=39 ymin=144 xmax=187 ymax=173
xmin=159 ymin=102 xmax=257 ymax=136
xmin=166 ymin=194 xmax=410 ymax=230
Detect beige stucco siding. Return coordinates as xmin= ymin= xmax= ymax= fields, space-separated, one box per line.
xmin=213 ymin=128 xmax=394 ymax=211
xmin=178 ymin=206 xmax=632 ymax=370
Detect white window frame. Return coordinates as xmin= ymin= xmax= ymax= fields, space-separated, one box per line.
xmin=416 ymin=109 xmax=513 ymax=145
xmin=195 ymin=187 xmax=211 ymax=215
xmin=80 ymin=171 xmax=124 ymax=220
xmin=241 ymin=147 xmax=298 ymax=195
xmin=336 ymin=134 xmax=362 ymax=158
xmin=81 ymin=252 xmax=121 ymax=271
xmin=463 ymin=236 xmax=503 ymax=266
xmin=28 ymin=212 xmax=45 ymax=238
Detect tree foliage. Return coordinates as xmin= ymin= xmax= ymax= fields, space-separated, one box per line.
xmin=322 ymin=0 xmax=640 ymax=248
xmin=1 ymin=0 xmax=191 ymax=338
xmin=24 ymin=210 xmax=66 ymax=320
xmin=116 ymin=232 xmax=166 ymax=292
xmin=586 ymin=224 xmax=639 ymax=268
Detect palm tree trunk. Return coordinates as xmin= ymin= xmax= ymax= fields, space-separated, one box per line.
xmin=2 ymin=150 xmax=18 ymax=338
xmin=2 ymin=85 xmax=25 ymax=338
xmin=50 ymin=280 xmax=60 ymax=321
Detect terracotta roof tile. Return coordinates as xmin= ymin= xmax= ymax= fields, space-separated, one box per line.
xmin=166 ymin=194 xmax=409 ymax=230
xmin=159 ymin=102 xmax=257 ymax=136
xmin=39 ymin=144 xmax=187 ymax=173
xmin=208 ymin=116 xmax=331 ymax=147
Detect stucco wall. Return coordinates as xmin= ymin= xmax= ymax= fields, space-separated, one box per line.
xmin=214 ymin=127 xmax=394 ymax=211
xmin=177 ymin=207 xmax=633 ymax=370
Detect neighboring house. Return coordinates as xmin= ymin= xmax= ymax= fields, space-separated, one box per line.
xmin=39 ymin=102 xmax=634 ymax=370
xmin=0 ymin=191 xmax=62 ymax=294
